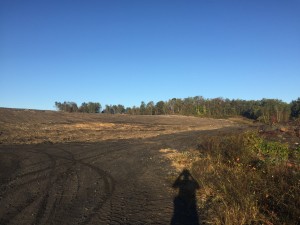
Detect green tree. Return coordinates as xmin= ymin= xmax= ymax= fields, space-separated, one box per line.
xmin=291 ymin=98 xmax=300 ymax=118
xmin=140 ymin=101 xmax=146 ymax=115
xmin=155 ymin=101 xmax=165 ymax=115
xmin=55 ymin=101 xmax=78 ymax=112
xmin=146 ymin=101 xmax=155 ymax=115
xmin=116 ymin=104 xmax=125 ymax=114
xmin=79 ymin=102 xmax=101 ymax=113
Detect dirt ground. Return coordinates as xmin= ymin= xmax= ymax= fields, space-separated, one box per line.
xmin=0 ymin=108 xmax=251 ymax=225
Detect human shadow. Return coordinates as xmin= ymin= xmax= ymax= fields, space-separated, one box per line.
xmin=171 ymin=169 xmax=200 ymax=225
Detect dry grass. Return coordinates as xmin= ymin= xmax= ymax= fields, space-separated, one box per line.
xmin=192 ymin=132 xmax=300 ymax=225
xmin=66 ymin=122 xmax=116 ymax=129
xmin=159 ymin=148 xmax=200 ymax=172
xmin=0 ymin=120 xmax=236 ymax=145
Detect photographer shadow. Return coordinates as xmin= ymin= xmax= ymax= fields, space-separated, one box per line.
xmin=171 ymin=169 xmax=200 ymax=225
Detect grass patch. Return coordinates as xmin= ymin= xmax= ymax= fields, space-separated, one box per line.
xmin=193 ymin=132 xmax=300 ymax=225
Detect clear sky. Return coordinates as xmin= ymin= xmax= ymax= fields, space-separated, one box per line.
xmin=1 ymin=0 xmax=299 ymax=110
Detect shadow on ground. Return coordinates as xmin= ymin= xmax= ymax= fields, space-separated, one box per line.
xmin=171 ymin=169 xmax=200 ymax=225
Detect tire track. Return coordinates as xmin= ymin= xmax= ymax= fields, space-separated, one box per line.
xmin=0 ymin=148 xmax=75 ymax=197
xmin=43 ymin=149 xmax=81 ymax=224
xmin=79 ymin=161 xmax=115 ymax=225
xmin=18 ymin=146 xmax=116 ymax=225
xmin=39 ymin=165 xmax=78 ymax=225
xmin=44 ymin=163 xmax=78 ymax=225
xmin=55 ymin=147 xmax=116 ymax=225
xmin=1 ymin=141 xmax=159 ymax=225
xmin=0 ymin=150 xmax=56 ymax=225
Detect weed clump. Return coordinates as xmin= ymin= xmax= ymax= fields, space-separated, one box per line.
xmin=194 ymin=132 xmax=300 ymax=225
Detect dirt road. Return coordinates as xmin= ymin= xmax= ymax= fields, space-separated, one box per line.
xmin=0 ymin=109 xmax=248 ymax=224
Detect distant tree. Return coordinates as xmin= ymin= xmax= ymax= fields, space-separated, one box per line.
xmin=166 ymin=98 xmax=177 ymax=114
xmin=273 ymin=100 xmax=290 ymax=123
xmin=132 ymin=106 xmax=141 ymax=115
xmin=140 ymin=101 xmax=146 ymax=115
xmin=193 ymin=96 xmax=205 ymax=116
xmin=117 ymin=104 xmax=125 ymax=114
xmin=79 ymin=102 xmax=101 ymax=113
xmin=146 ymin=101 xmax=155 ymax=115
xmin=182 ymin=97 xmax=194 ymax=115
xmin=174 ymin=98 xmax=183 ymax=114
xmin=54 ymin=101 xmax=100 ymax=113
xmin=112 ymin=105 xmax=118 ymax=114
xmin=55 ymin=101 xmax=78 ymax=112
xmin=125 ymin=107 xmax=132 ymax=114
xmin=103 ymin=104 xmax=124 ymax=114
xmin=104 ymin=105 xmax=114 ymax=114
xmin=54 ymin=96 xmax=295 ymax=124
xmin=127 ymin=106 xmax=140 ymax=115
xmin=70 ymin=102 xmax=78 ymax=112
xmin=114 ymin=104 xmax=125 ymax=114
xmin=291 ymin=97 xmax=300 ymax=118
xmin=55 ymin=101 xmax=62 ymax=111
xmin=89 ymin=102 xmax=101 ymax=113
xmin=79 ymin=102 xmax=88 ymax=113
xmin=155 ymin=101 xmax=165 ymax=115
xmin=253 ymin=99 xmax=290 ymax=124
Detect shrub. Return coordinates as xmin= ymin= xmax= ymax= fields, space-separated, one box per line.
xmin=244 ymin=132 xmax=290 ymax=164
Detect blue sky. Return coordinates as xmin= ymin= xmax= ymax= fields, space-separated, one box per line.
xmin=1 ymin=0 xmax=299 ymax=110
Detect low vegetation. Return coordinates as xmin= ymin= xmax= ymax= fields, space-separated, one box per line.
xmin=191 ymin=132 xmax=300 ymax=224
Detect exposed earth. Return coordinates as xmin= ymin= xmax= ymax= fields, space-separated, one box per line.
xmin=0 ymin=108 xmax=253 ymax=225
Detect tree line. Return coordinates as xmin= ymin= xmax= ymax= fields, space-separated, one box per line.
xmin=55 ymin=97 xmax=300 ymax=124
xmin=55 ymin=101 xmax=101 ymax=113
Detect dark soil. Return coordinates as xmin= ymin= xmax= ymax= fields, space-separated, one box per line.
xmin=0 ymin=108 xmax=251 ymax=225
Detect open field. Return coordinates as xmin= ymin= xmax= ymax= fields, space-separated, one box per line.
xmin=0 ymin=108 xmax=243 ymax=145
xmin=0 ymin=108 xmax=261 ymax=224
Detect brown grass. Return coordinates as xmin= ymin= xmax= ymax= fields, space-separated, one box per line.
xmin=192 ymin=132 xmax=300 ymax=225
xmin=0 ymin=119 xmax=236 ymax=145
xmin=159 ymin=148 xmax=200 ymax=172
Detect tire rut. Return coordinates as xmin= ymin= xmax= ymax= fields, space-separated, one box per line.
xmin=0 ymin=150 xmax=56 ymax=225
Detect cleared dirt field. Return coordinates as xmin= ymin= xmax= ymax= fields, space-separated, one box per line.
xmin=0 ymin=108 xmax=251 ymax=225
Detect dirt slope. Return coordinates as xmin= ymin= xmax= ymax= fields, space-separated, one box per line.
xmin=0 ymin=108 xmax=249 ymax=224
